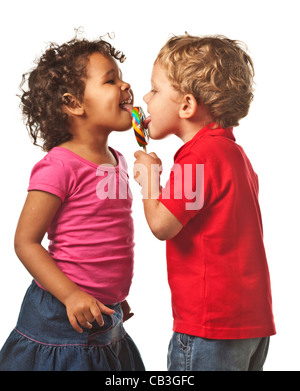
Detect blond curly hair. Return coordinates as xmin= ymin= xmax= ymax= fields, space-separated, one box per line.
xmin=155 ymin=34 xmax=254 ymax=128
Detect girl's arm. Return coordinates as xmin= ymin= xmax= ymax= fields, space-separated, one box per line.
xmin=14 ymin=190 xmax=114 ymax=333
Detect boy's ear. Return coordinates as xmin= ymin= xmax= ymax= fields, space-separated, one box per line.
xmin=62 ymin=93 xmax=85 ymax=116
xmin=179 ymin=94 xmax=198 ymax=119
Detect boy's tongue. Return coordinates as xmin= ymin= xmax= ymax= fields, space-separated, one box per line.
xmin=143 ymin=116 xmax=151 ymax=129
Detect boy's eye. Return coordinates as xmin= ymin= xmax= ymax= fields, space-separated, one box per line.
xmin=106 ymin=79 xmax=115 ymax=84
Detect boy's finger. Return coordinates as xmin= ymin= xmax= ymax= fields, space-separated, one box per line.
xmin=148 ymin=152 xmax=162 ymax=165
xmin=148 ymin=152 xmax=158 ymax=159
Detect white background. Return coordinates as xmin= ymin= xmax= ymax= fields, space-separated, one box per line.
xmin=0 ymin=0 xmax=299 ymax=371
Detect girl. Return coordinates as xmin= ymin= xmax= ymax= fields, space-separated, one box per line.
xmin=0 ymin=36 xmax=145 ymax=371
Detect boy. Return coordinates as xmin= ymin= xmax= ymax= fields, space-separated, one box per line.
xmin=134 ymin=34 xmax=276 ymax=371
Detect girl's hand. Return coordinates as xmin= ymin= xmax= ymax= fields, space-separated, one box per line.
xmin=64 ymin=289 xmax=114 ymax=333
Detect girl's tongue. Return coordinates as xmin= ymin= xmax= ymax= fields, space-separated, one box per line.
xmin=120 ymin=104 xmax=133 ymax=115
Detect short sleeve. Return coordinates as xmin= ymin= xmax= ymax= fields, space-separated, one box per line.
xmin=28 ymin=156 xmax=70 ymax=202
xmin=159 ymin=151 xmax=212 ymax=226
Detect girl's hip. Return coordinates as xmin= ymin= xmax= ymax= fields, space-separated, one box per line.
xmin=15 ymin=280 xmax=125 ymax=347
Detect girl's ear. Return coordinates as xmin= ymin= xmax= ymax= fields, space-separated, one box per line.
xmin=179 ymin=94 xmax=198 ymax=119
xmin=62 ymin=93 xmax=85 ymax=116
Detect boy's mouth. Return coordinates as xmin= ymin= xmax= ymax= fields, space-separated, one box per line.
xmin=143 ymin=116 xmax=151 ymax=129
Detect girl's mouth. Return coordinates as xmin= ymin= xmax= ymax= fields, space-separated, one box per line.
xmin=119 ymin=102 xmax=133 ymax=114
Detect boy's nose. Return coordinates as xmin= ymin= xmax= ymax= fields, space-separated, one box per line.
xmin=143 ymin=92 xmax=150 ymax=104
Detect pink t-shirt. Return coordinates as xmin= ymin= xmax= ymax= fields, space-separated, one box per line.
xmin=28 ymin=146 xmax=134 ymax=304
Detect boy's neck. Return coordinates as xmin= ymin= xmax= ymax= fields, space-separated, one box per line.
xmin=177 ymin=102 xmax=216 ymax=143
xmin=178 ymin=120 xmax=217 ymax=144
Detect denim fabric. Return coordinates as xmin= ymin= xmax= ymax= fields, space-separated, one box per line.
xmin=0 ymin=281 xmax=145 ymax=371
xmin=168 ymin=332 xmax=270 ymax=371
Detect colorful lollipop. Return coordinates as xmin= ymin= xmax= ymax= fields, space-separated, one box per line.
xmin=132 ymin=106 xmax=149 ymax=152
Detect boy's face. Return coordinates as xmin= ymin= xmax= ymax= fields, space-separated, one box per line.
xmin=81 ymin=52 xmax=133 ymax=132
xmin=143 ymin=63 xmax=183 ymax=140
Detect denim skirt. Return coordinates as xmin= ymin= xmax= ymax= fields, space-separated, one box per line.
xmin=0 ymin=281 xmax=145 ymax=371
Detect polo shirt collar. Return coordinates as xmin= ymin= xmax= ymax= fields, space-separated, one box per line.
xmin=194 ymin=123 xmax=235 ymax=142
xmin=174 ymin=123 xmax=235 ymax=160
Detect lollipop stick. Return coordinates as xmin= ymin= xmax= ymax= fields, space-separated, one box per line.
xmin=143 ymin=146 xmax=147 ymax=153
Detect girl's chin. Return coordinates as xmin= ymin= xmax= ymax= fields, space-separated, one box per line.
xmin=118 ymin=121 xmax=133 ymax=132
xmin=120 ymin=109 xmax=133 ymax=127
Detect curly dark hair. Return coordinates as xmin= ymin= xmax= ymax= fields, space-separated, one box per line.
xmin=19 ymin=35 xmax=126 ymax=151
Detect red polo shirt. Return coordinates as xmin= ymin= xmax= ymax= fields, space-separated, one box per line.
xmin=159 ymin=124 xmax=276 ymax=339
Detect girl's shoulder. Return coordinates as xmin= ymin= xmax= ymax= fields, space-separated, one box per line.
xmin=31 ymin=147 xmax=76 ymax=178
xmin=34 ymin=146 xmax=129 ymax=174
xmin=29 ymin=147 xmax=78 ymax=202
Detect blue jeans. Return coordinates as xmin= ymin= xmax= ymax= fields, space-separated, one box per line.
xmin=168 ymin=332 xmax=270 ymax=371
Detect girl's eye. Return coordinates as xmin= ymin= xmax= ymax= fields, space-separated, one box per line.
xmin=106 ymin=79 xmax=115 ymax=84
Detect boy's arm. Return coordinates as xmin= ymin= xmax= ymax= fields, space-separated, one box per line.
xmin=134 ymin=151 xmax=183 ymax=240
xmin=143 ymin=198 xmax=183 ymax=240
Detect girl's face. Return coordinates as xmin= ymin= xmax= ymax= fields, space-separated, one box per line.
xmin=81 ymin=52 xmax=133 ymax=133
xmin=143 ymin=63 xmax=182 ymax=140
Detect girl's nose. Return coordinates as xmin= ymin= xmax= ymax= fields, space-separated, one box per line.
xmin=121 ymin=81 xmax=131 ymax=91
xmin=121 ymin=81 xmax=133 ymax=103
